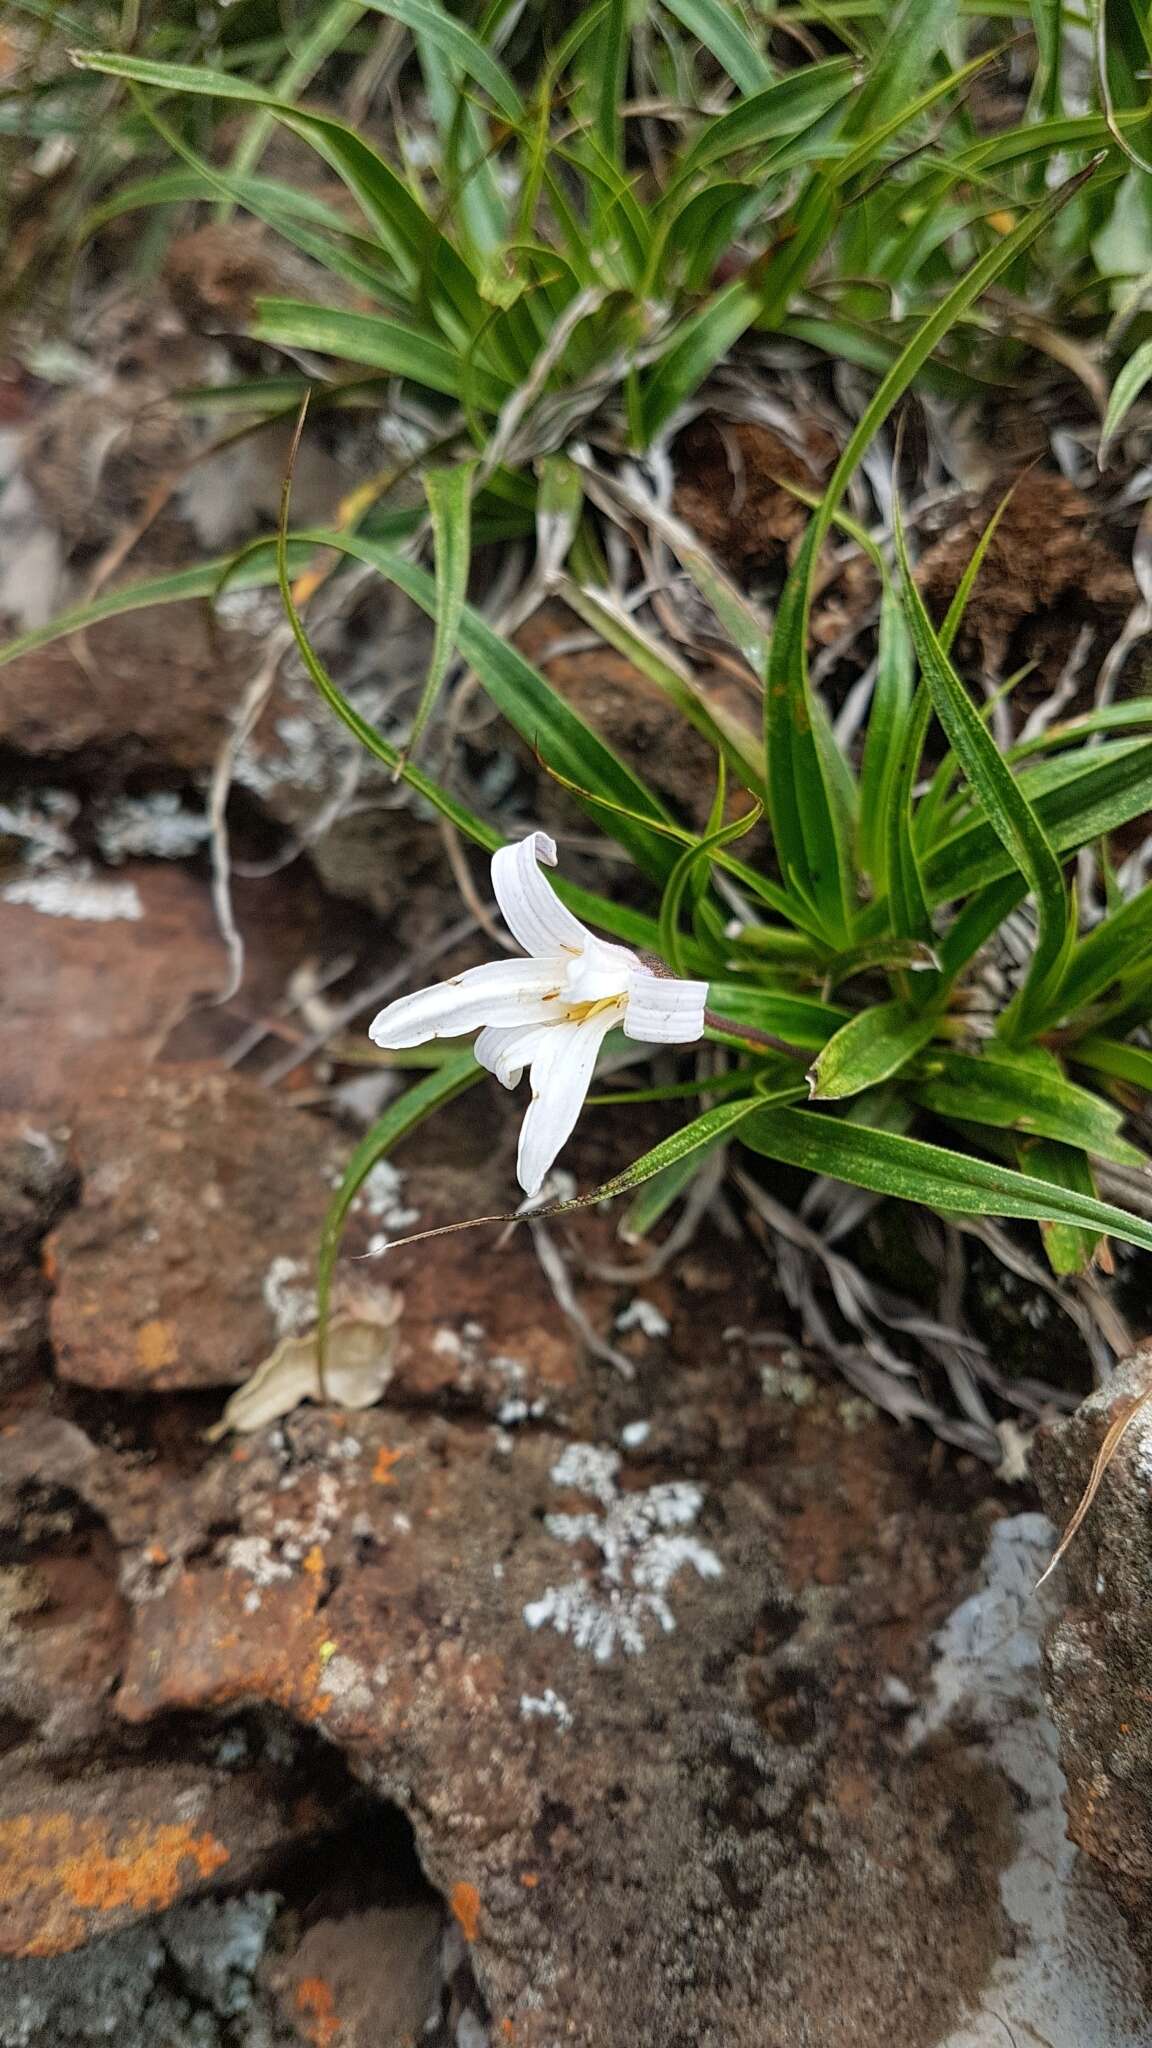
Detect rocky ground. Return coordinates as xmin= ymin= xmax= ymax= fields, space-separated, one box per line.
xmin=2 ymin=261 xmax=1152 ymax=2046
xmin=0 ymin=714 xmax=1148 ymax=2048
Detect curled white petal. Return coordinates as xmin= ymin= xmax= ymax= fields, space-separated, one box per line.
xmin=474 ymin=1021 xmax=547 ymax=1090
xmin=516 ymin=1013 xmax=617 ymax=1196
xmin=623 ymin=966 xmax=708 ymax=1045
xmin=491 ymin=832 xmax=590 ymax=958
xmin=369 ymin=957 xmax=566 ymax=1049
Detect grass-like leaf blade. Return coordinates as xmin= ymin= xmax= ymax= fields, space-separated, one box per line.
xmin=892 ymin=494 xmax=1071 ymax=1039
xmin=741 ymin=1106 xmax=1152 ymax=1255
xmin=808 ymin=1001 xmax=939 ymax=1101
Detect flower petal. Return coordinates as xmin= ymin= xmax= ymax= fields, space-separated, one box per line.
xmin=492 ymin=832 xmax=591 ymax=958
xmin=623 ymin=966 xmax=709 ymax=1045
xmin=474 ymin=1021 xmax=551 ymax=1089
xmin=516 ymin=1012 xmax=616 ymax=1196
xmin=564 ymin=930 xmax=635 ymax=1003
xmin=369 ymin=958 xmax=566 ymax=1049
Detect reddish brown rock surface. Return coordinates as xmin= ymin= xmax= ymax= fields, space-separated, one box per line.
xmin=0 ymin=606 xmax=258 ymax=774
xmin=0 ymin=864 xmax=226 ymax=1117
xmin=46 ymin=1064 xmax=344 ymax=1391
xmin=80 ymin=1369 xmax=1010 ymax=2047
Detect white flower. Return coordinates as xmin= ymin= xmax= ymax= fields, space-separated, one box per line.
xmin=368 ymin=831 xmax=708 ymax=1195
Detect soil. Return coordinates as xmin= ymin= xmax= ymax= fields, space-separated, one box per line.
xmin=1 ymin=263 xmax=1150 ymax=2047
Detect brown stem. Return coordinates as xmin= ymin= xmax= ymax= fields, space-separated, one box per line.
xmin=703 ymin=1007 xmax=808 ymax=1061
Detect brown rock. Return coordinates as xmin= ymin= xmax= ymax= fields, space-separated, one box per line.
xmin=110 ymin=1367 xmax=1012 ymax=2047
xmin=0 ymin=603 xmax=258 ymax=775
xmin=0 ymin=1763 xmax=326 ymax=1959
xmin=0 ymin=863 xmax=224 ymax=1117
xmin=0 ymin=1422 xmax=129 ymax=1752
xmin=263 ymin=1903 xmax=443 ymax=2047
xmin=46 ymin=1064 xmax=345 ymax=1391
xmin=1033 ymin=1348 xmax=1152 ymax=1957
xmin=0 ymin=1116 xmax=75 ymax=1386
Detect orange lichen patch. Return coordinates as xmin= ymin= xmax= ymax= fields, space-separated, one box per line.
xmin=135 ymin=1318 xmax=180 ymax=1374
xmin=41 ymin=1243 xmax=58 ymax=1283
xmin=450 ymin=1880 xmax=481 ymax=1942
xmin=294 ymin=1974 xmax=342 ymax=2047
xmin=144 ymin=1542 xmax=169 ymax=1567
xmin=302 ymin=1545 xmax=326 ymax=1575
xmin=519 ymin=1870 xmax=539 ymax=1888
xmin=0 ymin=1814 xmax=230 ymax=1956
xmin=371 ymin=1443 xmax=412 ymax=1486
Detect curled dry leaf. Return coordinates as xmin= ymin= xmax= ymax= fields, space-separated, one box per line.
xmin=1036 ymin=1377 xmax=1152 ymax=1588
xmin=207 ymin=1290 xmax=403 ymax=1440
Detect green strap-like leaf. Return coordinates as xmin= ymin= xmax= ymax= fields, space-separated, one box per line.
xmin=705 ymin=981 xmax=850 ymax=1050
xmin=892 ymin=495 xmax=1071 ymax=1040
xmin=808 ymin=1001 xmax=940 ymax=1101
xmin=858 ymin=576 xmax=914 ymax=890
xmin=1100 ymin=337 xmax=1152 ymax=461
xmin=658 ymin=800 xmax=762 ymax=977
xmin=638 ymin=273 xmax=772 ymax=444
xmin=1054 ymin=881 xmax=1152 ymax=1022
xmin=401 ymin=462 xmax=476 ymax=767
xmin=304 ymin=530 xmax=679 ymax=882
xmin=617 ymin=1131 xmax=729 ymax=1244
xmin=358 ymin=0 xmax=522 ymax=119
xmin=740 ymin=1106 xmax=1152 ymax=1255
xmin=251 ymin=300 xmax=511 ymax=409
xmin=1070 ymin=1036 xmax=1152 ymax=1094
xmin=1014 ymin=1138 xmax=1103 ymax=1277
xmin=764 ymin=522 xmax=854 ymax=944
xmin=224 ymin=0 xmax=367 ymax=199
xmin=911 ymin=1044 xmax=1143 ymax=1165
xmin=922 ymin=737 xmax=1152 ymax=904
xmin=675 ymin=58 xmax=856 ymax=178
xmin=73 ymin=52 xmax=484 ymax=340
xmin=662 ymin=0 xmax=773 ymax=93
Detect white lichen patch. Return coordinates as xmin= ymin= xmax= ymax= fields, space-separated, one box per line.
xmin=614 ymin=1297 xmax=670 ymax=1339
xmin=357 ymin=1159 xmax=420 ymax=1229
xmin=620 ymin=1420 xmax=651 ymax=1449
xmin=233 ymin=683 xmax=337 ymax=799
xmin=497 ymin=1396 xmax=547 ymax=1427
xmin=319 ymin=1652 xmax=373 ymax=1715
xmin=524 ymin=1441 xmax=722 ymax=1661
xmin=225 ymin=1535 xmax=294 ymax=1614
xmin=351 ymin=1159 xmax=420 ymax=1256
xmin=95 ymin=791 xmax=210 ymax=864
xmin=520 ymin=1688 xmax=574 ymax=1732
xmin=276 ymin=1471 xmax=342 ymax=1562
xmin=261 ymin=1255 xmax=316 ymax=1339
xmin=917 ymin=1513 xmax=1148 ymax=2048
xmin=0 ymin=788 xmax=78 ymax=860
xmin=2 ymin=865 xmax=144 ymax=921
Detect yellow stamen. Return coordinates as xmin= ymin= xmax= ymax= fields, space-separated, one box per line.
xmin=563 ymin=996 xmax=624 ymax=1023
